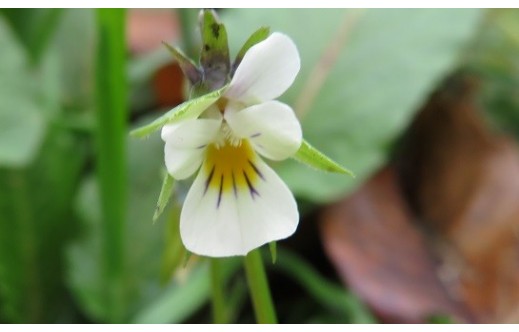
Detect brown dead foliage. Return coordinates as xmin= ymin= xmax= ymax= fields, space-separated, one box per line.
xmin=321 ymin=75 xmax=519 ymax=323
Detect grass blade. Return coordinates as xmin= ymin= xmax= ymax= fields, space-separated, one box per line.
xmin=95 ymin=8 xmax=127 ymax=323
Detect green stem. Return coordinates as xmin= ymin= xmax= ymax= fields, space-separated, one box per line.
xmin=210 ymin=259 xmax=227 ymax=323
xmin=95 ymin=8 xmax=127 ymax=323
xmin=243 ymin=248 xmax=277 ymax=324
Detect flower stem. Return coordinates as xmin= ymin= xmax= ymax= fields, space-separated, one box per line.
xmin=244 ymin=248 xmax=278 ymax=324
xmin=210 ymin=259 xmax=227 ymax=323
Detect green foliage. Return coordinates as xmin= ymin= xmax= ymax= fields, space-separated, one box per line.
xmin=0 ymin=9 xmax=63 ymax=65
xmin=232 ymin=26 xmax=270 ymax=74
xmin=153 ymin=173 xmax=175 ymax=222
xmin=130 ymin=86 xmax=227 ymax=138
xmin=223 ymin=9 xmax=483 ymax=203
xmin=132 ymin=258 xmax=240 ymax=324
xmin=293 ymin=140 xmax=354 ymax=176
xmin=272 ymin=250 xmax=375 ymax=323
xmin=0 ymin=129 xmax=86 ymax=323
xmin=93 ymin=9 xmax=128 ymax=323
xmin=464 ymin=9 xmax=519 ymax=139
xmin=68 ymin=131 xmax=168 ymax=322
xmin=0 ymin=10 xmax=87 ymax=323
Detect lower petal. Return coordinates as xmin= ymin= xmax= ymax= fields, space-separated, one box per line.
xmin=180 ymin=142 xmax=299 ymax=257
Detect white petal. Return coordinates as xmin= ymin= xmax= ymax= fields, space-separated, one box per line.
xmin=180 ymin=151 xmax=299 ymax=257
xmin=225 ymin=101 xmax=302 ymax=160
xmin=225 ymin=32 xmax=300 ymax=103
xmin=162 ymin=118 xmax=221 ymax=179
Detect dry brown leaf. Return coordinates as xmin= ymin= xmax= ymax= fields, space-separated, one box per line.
xmin=320 ymin=167 xmax=471 ymax=323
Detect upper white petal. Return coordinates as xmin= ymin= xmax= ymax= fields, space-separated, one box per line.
xmin=225 ymin=101 xmax=302 ymax=160
xmin=162 ymin=118 xmax=221 ymax=179
xmin=180 ymin=156 xmax=299 ymax=257
xmin=225 ymin=32 xmax=300 ymax=103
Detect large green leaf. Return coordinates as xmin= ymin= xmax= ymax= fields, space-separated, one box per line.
xmin=223 ymin=9 xmax=482 ymax=202
xmin=0 ymin=19 xmax=46 ymax=167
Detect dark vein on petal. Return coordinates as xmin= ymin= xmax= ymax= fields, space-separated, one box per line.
xmin=248 ymin=159 xmax=265 ymax=180
xmin=250 ymin=132 xmax=261 ymax=138
xmin=196 ymin=144 xmax=207 ymax=149
xmin=243 ymin=171 xmax=259 ymax=199
xmin=231 ymin=171 xmax=237 ymax=197
xmin=204 ymin=165 xmax=215 ymax=195
xmin=217 ymin=174 xmax=224 ymax=208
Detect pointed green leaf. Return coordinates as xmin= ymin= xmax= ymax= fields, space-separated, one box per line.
xmin=130 ymin=85 xmax=227 ymax=138
xmin=293 ymin=140 xmax=354 ymax=177
xmin=199 ymin=9 xmax=230 ymax=90
xmin=153 ymin=172 xmax=175 ymax=222
xmin=183 ymin=251 xmax=193 ymax=268
xmin=268 ymin=242 xmax=277 ymax=264
xmin=232 ymin=26 xmax=270 ymax=75
xmin=162 ymin=42 xmax=201 ymax=85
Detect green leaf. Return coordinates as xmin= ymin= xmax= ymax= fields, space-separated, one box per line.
xmin=133 ymin=259 xmax=240 ymax=323
xmin=0 ymin=17 xmax=47 ymax=168
xmin=199 ymin=9 xmax=230 ymax=91
xmin=162 ymin=41 xmax=201 ymax=84
xmin=130 ymin=85 xmax=227 ymax=138
xmin=0 ymin=9 xmax=63 ymax=65
xmin=0 ymin=128 xmax=87 ymax=323
xmin=269 ymin=242 xmax=277 ymax=264
xmin=68 ymin=119 xmax=181 ymax=323
xmin=293 ymin=139 xmax=354 ymax=176
xmin=223 ymin=9 xmax=482 ymax=202
xmin=153 ymin=173 xmax=175 ymax=222
xmin=0 ymin=97 xmax=46 ymax=168
xmin=272 ymin=249 xmax=375 ymax=323
xmin=232 ymin=26 xmax=270 ymax=74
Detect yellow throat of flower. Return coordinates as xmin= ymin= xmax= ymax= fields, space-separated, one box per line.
xmin=203 ymin=140 xmax=264 ymax=206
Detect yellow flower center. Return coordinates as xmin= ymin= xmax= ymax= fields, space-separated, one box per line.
xmin=203 ymin=140 xmax=264 ymax=206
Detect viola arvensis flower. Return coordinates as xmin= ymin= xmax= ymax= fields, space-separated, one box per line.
xmin=131 ymin=11 xmax=352 ymax=258
xmin=162 ymin=33 xmax=301 ymax=257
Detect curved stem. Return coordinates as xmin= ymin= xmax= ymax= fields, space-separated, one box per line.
xmin=244 ymin=248 xmax=277 ymax=324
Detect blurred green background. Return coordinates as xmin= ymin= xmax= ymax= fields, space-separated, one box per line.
xmin=0 ymin=8 xmax=518 ymax=324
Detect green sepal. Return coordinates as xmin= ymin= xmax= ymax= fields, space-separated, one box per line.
xmin=268 ymin=242 xmax=277 ymax=264
xmin=183 ymin=250 xmax=193 ymax=268
xmin=153 ymin=172 xmax=175 ymax=223
xmin=130 ymin=85 xmax=227 ymax=138
xmin=232 ymin=26 xmax=270 ymax=75
xmin=162 ymin=41 xmax=201 ymax=85
xmin=293 ymin=139 xmax=355 ymax=177
xmin=199 ymin=9 xmax=230 ymax=90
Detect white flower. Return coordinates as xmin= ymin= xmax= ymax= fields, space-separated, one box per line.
xmin=161 ymin=33 xmax=302 ymax=257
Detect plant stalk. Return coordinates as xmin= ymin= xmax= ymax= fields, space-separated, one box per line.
xmin=244 ymin=248 xmax=277 ymax=324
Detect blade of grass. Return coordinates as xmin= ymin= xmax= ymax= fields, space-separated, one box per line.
xmin=95 ymin=8 xmax=127 ymax=323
